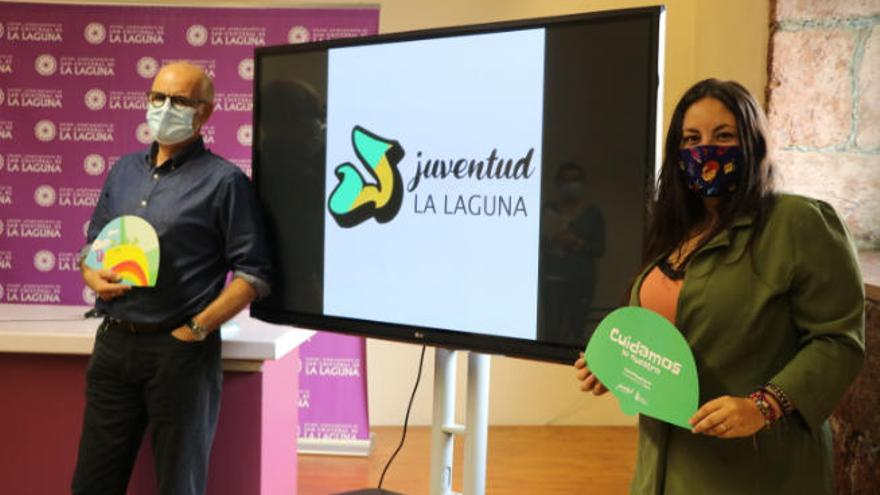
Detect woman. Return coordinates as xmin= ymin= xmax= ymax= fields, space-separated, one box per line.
xmin=574 ymin=79 xmax=865 ymax=494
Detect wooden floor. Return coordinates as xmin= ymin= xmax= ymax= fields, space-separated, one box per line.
xmin=298 ymin=426 xmax=638 ymax=495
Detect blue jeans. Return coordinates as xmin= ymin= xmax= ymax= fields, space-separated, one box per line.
xmin=71 ymin=319 xmax=222 ymax=495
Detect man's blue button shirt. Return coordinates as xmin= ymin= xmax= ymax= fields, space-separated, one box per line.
xmin=85 ymin=137 xmax=271 ymax=324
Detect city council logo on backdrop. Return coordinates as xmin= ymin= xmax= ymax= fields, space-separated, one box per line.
xmin=34 ymin=120 xmax=56 ymax=142
xmin=82 ymin=286 xmax=96 ymax=305
xmin=35 ymin=54 xmax=57 ymax=76
xmin=84 ymin=22 xmax=106 ymax=44
xmin=34 ymin=185 xmax=57 ymax=207
xmin=83 ymin=154 xmax=106 ymax=176
xmin=288 ymin=26 xmax=310 ymax=44
xmin=187 ymin=25 xmax=208 ymax=47
xmin=136 ymin=123 xmax=153 ymax=144
xmin=84 ymin=89 xmax=106 ymax=110
xmin=236 ymin=125 xmax=252 ymax=146
xmin=33 ymin=250 xmax=56 ymax=272
xmin=328 ymin=126 xmax=405 ymax=228
xmin=238 ymin=58 xmax=254 ymax=80
xmin=136 ymin=57 xmax=158 ymax=79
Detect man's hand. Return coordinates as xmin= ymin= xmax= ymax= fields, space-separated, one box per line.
xmin=574 ymin=352 xmax=609 ymax=396
xmin=170 ymin=325 xmax=199 ymax=342
xmin=82 ymin=266 xmax=131 ymax=301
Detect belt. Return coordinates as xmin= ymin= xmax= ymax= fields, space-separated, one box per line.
xmin=102 ymin=316 xmax=185 ymax=335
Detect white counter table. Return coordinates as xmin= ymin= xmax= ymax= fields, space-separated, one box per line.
xmin=0 ymin=303 xmax=314 ymax=495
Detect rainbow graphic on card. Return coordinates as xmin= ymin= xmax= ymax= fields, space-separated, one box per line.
xmin=85 ymin=215 xmax=160 ymax=287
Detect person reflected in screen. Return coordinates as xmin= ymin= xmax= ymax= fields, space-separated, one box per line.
xmin=540 ymin=161 xmax=605 ymax=346
xmin=258 ymin=79 xmax=325 ymax=312
xmin=574 ymin=79 xmax=864 ymax=494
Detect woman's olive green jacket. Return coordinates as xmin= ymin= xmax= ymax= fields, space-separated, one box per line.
xmin=628 ymin=194 xmax=865 ymax=495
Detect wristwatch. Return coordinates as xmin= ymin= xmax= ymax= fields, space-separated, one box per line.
xmin=185 ymin=318 xmax=209 ymax=341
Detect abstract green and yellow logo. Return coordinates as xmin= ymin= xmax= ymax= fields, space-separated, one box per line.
xmin=328 ymin=126 xmax=405 ymax=227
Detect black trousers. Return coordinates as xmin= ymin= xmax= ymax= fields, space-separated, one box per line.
xmin=71 ymin=320 xmax=222 ymax=495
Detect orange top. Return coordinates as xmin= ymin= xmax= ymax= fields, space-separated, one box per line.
xmin=638 ymin=265 xmax=684 ymax=325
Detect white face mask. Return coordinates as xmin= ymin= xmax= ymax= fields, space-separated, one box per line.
xmin=146 ymin=98 xmax=198 ymax=145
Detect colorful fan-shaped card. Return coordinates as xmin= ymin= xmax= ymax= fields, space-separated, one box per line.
xmin=585 ymin=307 xmax=699 ymax=429
xmin=85 ymin=215 xmax=159 ymax=287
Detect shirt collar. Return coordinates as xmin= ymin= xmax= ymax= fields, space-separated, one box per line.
xmin=144 ymin=136 xmax=206 ymax=170
xmin=700 ymin=213 xmax=754 ymax=251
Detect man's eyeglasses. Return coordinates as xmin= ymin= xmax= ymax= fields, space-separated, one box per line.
xmin=145 ymin=91 xmax=208 ymax=111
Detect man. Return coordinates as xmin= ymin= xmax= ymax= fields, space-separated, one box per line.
xmin=72 ymin=62 xmax=271 ymax=495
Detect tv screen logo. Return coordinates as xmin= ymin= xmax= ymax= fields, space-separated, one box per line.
xmin=328 ymin=126 xmax=404 ymax=228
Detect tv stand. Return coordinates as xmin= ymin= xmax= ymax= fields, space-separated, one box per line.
xmin=430 ymin=348 xmax=491 ymax=495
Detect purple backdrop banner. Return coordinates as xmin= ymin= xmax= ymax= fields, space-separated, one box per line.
xmin=298 ymin=332 xmax=370 ymax=447
xmin=0 ymin=1 xmax=377 ymax=447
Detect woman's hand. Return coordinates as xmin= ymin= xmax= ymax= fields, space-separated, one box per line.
xmin=689 ymin=395 xmax=765 ymax=438
xmin=574 ymin=352 xmax=609 ymax=396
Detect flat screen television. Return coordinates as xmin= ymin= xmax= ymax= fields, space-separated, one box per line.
xmin=251 ymin=6 xmax=665 ymax=364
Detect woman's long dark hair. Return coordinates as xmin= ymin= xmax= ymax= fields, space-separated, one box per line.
xmin=642 ymin=79 xmax=777 ymax=270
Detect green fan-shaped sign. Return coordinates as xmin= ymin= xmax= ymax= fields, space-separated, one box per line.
xmin=585 ymin=307 xmax=698 ymax=429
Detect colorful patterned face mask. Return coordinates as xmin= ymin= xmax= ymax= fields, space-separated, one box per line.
xmin=678 ymin=145 xmax=743 ymax=197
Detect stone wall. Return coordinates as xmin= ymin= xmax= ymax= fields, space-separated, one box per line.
xmin=768 ymin=3 xmax=880 ymax=492
xmin=832 ymin=299 xmax=879 ymax=495
xmin=767 ymin=0 xmax=879 ymax=249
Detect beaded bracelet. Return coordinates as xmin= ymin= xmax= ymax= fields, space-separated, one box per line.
xmin=764 ymin=382 xmax=795 ymax=416
xmin=749 ymin=389 xmax=779 ymax=429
